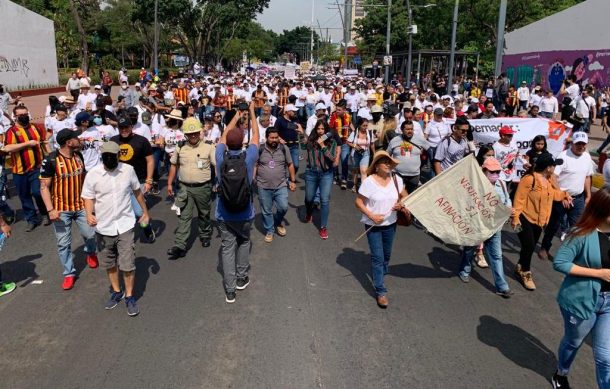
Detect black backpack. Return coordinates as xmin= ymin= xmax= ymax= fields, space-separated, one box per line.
xmin=219 ymin=151 xmax=251 ymax=212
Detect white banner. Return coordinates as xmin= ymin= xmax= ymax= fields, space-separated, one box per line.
xmin=284 ymin=67 xmax=296 ymax=80
xmin=402 ymin=155 xmax=512 ymax=246
xmin=467 ymin=118 xmax=570 ymax=181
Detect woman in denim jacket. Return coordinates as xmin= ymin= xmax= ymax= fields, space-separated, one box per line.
xmin=552 ymin=186 xmax=610 ymax=389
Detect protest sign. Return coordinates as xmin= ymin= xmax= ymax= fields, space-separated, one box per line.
xmin=402 ymin=155 xmax=512 ymax=246
xmin=467 ymin=118 xmax=570 ymax=181
xmin=284 ymin=67 xmax=296 ymax=80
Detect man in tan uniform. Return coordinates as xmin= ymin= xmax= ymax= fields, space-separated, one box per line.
xmin=166 ymin=118 xmax=216 ymax=259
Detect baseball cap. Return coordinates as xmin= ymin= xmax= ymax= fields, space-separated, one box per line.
xmin=75 ymin=111 xmax=91 ymax=126
xmin=126 ymin=106 xmax=139 ymax=116
xmin=117 ymin=116 xmax=131 ymax=128
xmin=433 ymin=108 xmax=444 ymax=116
xmin=141 ymin=111 xmax=152 ymax=125
xmin=536 ymin=153 xmax=563 ymax=170
xmin=482 ymin=157 xmax=502 ymax=171
xmin=466 ymin=105 xmax=478 ymax=114
xmin=94 ymin=85 xmax=101 ymax=90
xmin=284 ymin=104 xmax=299 ymax=112
xmin=499 ymin=126 xmax=516 ymax=135
xmin=572 ymin=132 xmax=588 ymax=144
xmin=56 ymin=128 xmax=80 ymax=146
xmin=315 ymin=103 xmax=326 ymax=111
xmin=100 ymin=141 xmax=119 ymax=154
xmin=470 ymin=97 xmax=479 ymax=104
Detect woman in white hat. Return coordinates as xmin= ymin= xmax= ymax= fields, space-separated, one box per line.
xmin=355 ymin=150 xmax=409 ymax=308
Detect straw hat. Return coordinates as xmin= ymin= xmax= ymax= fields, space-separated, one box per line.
xmin=366 ymin=150 xmax=400 ymax=176
xmin=165 ymin=109 xmax=184 ymax=121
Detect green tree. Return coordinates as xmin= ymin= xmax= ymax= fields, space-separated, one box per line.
xmin=275 ymin=26 xmax=320 ymax=64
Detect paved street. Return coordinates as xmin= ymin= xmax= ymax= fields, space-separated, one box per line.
xmin=0 ymin=168 xmax=597 ymax=388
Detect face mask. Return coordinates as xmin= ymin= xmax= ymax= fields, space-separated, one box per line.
xmin=485 ymin=171 xmax=500 ymax=184
xmin=93 ymin=117 xmax=102 ymax=126
xmin=17 ymin=115 xmax=30 ymax=127
xmin=102 ymin=153 xmax=119 ymax=170
xmin=0 ymin=88 xmax=4 ymax=94
xmin=122 ymin=85 xmax=128 ymax=90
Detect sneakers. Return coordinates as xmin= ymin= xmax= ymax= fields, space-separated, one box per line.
xmin=225 ymin=291 xmax=236 ymax=303
xmin=458 ymin=273 xmax=470 ymax=283
xmin=151 ymin=182 xmax=160 ymax=195
xmin=142 ymin=224 xmax=156 ymax=243
xmin=319 ymin=227 xmax=328 ymax=240
xmin=538 ymin=248 xmax=549 ymax=261
xmin=275 ymin=225 xmax=287 ymax=237
xmin=264 ymin=233 xmax=273 ymax=243
xmin=340 ymin=180 xmax=347 ymax=190
xmin=0 ymin=282 xmax=16 ymax=297
xmin=236 ymin=277 xmax=250 ymax=290
xmin=551 ymin=371 xmax=571 ymax=389
xmin=475 ymin=252 xmax=489 ymax=268
xmin=105 ymin=289 xmax=124 ymax=310
xmin=62 ymin=275 xmax=76 ymax=290
xmin=125 ymin=296 xmax=140 ymax=316
xmin=86 ymin=253 xmax=99 ymax=269
xmin=25 ymin=221 xmax=40 ymax=232
xmin=519 ymin=271 xmax=536 ymax=291
xmin=200 ymin=238 xmax=211 ymax=248
xmin=495 ymin=289 xmax=514 ymax=299
xmin=376 ymin=295 xmax=388 ymax=309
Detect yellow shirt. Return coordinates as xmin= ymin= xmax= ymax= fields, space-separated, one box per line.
xmin=170 ymin=141 xmax=216 ymax=184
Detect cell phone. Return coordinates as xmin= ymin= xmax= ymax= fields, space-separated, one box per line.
xmin=320 ymin=132 xmax=331 ymax=142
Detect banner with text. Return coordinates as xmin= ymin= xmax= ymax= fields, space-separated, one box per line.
xmin=402 ymin=155 xmax=512 ymax=246
xmin=468 ymin=118 xmax=570 ymax=181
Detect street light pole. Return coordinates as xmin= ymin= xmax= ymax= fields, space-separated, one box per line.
xmin=384 ymin=0 xmax=392 ymax=84
xmin=153 ymin=0 xmax=159 ymax=73
xmin=406 ymin=0 xmax=412 ymax=85
xmin=494 ymin=0 xmax=507 ymax=77
xmin=447 ymin=0 xmax=459 ymax=92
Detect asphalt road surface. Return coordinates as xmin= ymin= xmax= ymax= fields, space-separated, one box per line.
xmin=0 ymin=173 xmax=596 ymax=388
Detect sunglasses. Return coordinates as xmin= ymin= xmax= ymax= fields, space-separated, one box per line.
xmin=488 ymin=170 xmax=501 ymax=174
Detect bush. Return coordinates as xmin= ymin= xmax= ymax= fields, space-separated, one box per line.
xmin=100 ymin=55 xmax=122 ymax=72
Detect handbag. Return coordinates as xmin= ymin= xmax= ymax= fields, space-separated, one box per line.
xmin=392 ymin=174 xmax=412 ymax=226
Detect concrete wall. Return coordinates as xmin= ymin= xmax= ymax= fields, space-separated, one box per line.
xmin=0 ymin=0 xmax=59 ymax=89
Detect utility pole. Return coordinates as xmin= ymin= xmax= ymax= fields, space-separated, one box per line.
xmin=384 ymin=0 xmax=392 ymax=83
xmin=447 ymin=0 xmax=459 ymax=91
xmin=153 ymin=0 xmax=159 ymax=73
xmin=494 ymin=0 xmax=507 ymax=77
xmin=344 ymin=0 xmax=352 ymax=70
xmin=310 ymin=0 xmax=315 ymax=64
xmin=406 ymin=0 xmax=412 ymax=84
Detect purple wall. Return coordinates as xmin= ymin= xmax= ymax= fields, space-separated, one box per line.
xmin=502 ymin=49 xmax=610 ymax=93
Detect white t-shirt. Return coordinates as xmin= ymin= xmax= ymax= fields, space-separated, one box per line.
xmin=554 ymin=149 xmax=595 ymax=196
xmin=358 ymin=175 xmax=403 ymax=226
xmin=397 ymin=117 xmax=424 ymax=137
xmin=162 ymin=128 xmax=185 ymax=154
xmin=344 ymin=92 xmax=360 ymax=112
xmin=78 ymin=128 xmax=102 ymax=171
xmin=529 ymin=94 xmax=542 ymax=107
xmin=493 ymin=141 xmax=519 ymax=182
xmin=424 ymin=119 xmax=451 ymax=147
xmin=48 ymin=117 xmax=75 ymax=148
xmin=566 ymin=83 xmax=580 ymax=100
xmin=133 ymin=122 xmax=152 ymax=141
xmin=517 ymin=87 xmax=530 ymax=101
xmin=95 ymin=124 xmax=118 ymax=142
xmin=203 ymin=127 xmax=221 ymax=144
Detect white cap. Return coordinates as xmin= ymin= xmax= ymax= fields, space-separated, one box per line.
xmin=470 ymin=97 xmax=479 ymax=104
xmin=315 ymin=103 xmax=326 ymax=110
xmin=284 ymin=104 xmax=299 ymax=112
xmin=572 ymin=132 xmax=589 ymax=144
xmin=94 ymin=85 xmax=101 ymax=89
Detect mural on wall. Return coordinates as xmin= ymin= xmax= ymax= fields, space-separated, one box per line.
xmin=503 ymin=49 xmax=610 ymax=93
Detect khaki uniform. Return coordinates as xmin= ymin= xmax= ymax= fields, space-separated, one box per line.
xmin=170 ymin=140 xmax=216 ymax=248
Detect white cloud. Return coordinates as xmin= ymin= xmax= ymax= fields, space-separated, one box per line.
xmin=564 ymin=66 xmax=572 ymax=72
xmin=589 ymin=61 xmax=604 ymax=71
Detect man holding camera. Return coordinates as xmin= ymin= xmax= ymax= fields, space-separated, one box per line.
xmin=275 ymin=104 xmax=304 ymax=176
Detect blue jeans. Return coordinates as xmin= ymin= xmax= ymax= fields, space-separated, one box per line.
xmin=365 ymin=223 xmax=397 ymax=297
xmin=288 ymin=144 xmax=300 ymax=174
xmin=52 ymin=210 xmax=96 ymax=276
xmin=152 ymin=147 xmax=165 ymax=181
xmin=258 ymin=187 xmax=289 ymax=234
xmin=459 ymin=230 xmax=510 ymax=292
xmin=541 ymin=195 xmax=585 ymax=252
xmin=340 ymin=143 xmax=350 ymax=181
xmin=573 ymin=118 xmax=590 ymax=133
xmin=0 ymin=168 xmax=14 ymax=217
xmin=305 ymin=104 xmax=315 ymax=119
xmin=557 ymin=292 xmax=610 ymax=387
xmin=13 ymin=168 xmax=46 ymax=224
xmin=304 ymin=168 xmax=333 ymax=227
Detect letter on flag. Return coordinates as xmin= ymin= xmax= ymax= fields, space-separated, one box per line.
xmin=402 ymin=155 xmax=512 ymax=246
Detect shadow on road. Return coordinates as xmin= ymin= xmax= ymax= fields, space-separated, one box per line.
xmin=477 ymin=315 xmax=556 ymax=381
xmin=336 ymin=247 xmax=375 ymax=298
xmin=1 ymin=253 xmax=42 ymax=286
xmin=134 ymin=256 xmax=160 ymax=299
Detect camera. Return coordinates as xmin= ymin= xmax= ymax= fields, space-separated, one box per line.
xmin=238 ymin=102 xmax=248 ymax=111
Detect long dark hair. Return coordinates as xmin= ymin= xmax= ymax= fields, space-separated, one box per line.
xmin=530 ymin=135 xmax=547 ymax=153
xmin=476 ymin=145 xmax=493 ymax=166
xmin=307 ymin=119 xmax=330 ymax=145
xmin=570 ymin=187 xmax=610 ymax=237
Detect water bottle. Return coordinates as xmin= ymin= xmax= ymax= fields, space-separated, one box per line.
xmin=0 ymin=232 xmax=7 ymax=251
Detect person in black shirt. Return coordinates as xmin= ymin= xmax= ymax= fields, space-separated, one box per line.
xmin=275 ymin=104 xmax=304 ymax=174
xmin=523 ymin=135 xmax=551 ymax=173
xmin=110 ymin=116 xmax=156 ymax=242
xmin=94 ymin=96 xmax=117 ymax=126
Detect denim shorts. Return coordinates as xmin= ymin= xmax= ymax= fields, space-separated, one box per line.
xmin=352 ymin=150 xmax=370 ymax=168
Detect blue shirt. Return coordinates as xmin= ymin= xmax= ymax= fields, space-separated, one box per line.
xmin=215 ymin=143 xmax=258 ymax=221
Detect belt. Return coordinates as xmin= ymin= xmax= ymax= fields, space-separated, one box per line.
xmin=285 ymin=141 xmax=298 ymax=145
xmin=179 ymin=181 xmax=210 ymax=188
xmin=571 ymin=192 xmax=584 ymax=198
